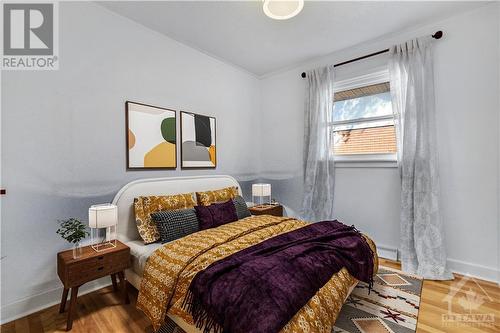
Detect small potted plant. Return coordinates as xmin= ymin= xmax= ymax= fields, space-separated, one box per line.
xmin=56 ymin=218 xmax=89 ymax=259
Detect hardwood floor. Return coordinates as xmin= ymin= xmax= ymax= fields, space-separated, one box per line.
xmin=379 ymin=259 xmax=500 ymax=333
xmin=1 ymin=260 xmax=499 ymax=332
xmin=0 ymin=286 xmax=153 ymax=333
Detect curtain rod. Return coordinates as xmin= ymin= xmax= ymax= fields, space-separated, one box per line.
xmin=300 ymin=30 xmax=443 ymax=78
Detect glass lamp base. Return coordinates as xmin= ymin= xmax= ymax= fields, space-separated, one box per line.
xmin=90 ymin=225 xmax=117 ymax=252
xmin=252 ymin=195 xmax=272 ymax=207
xmin=91 ymin=240 xmax=116 ymax=252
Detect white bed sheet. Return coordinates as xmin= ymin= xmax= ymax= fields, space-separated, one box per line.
xmin=126 ymin=240 xmax=162 ymax=276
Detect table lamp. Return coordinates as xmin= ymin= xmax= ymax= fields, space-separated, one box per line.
xmin=89 ymin=203 xmax=117 ymax=252
xmin=252 ymin=183 xmax=271 ymax=206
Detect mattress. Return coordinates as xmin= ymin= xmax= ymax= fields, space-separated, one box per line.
xmin=126 ymin=240 xmax=162 ymax=276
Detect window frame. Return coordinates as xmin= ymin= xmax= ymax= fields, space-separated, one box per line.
xmin=331 ymin=69 xmax=397 ymax=168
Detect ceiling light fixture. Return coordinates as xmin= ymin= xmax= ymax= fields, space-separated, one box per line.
xmin=263 ymin=0 xmax=304 ymax=20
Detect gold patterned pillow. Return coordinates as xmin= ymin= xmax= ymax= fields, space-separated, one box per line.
xmin=196 ymin=186 xmax=239 ymax=206
xmin=134 ymin=193 xmax=196 ymax=244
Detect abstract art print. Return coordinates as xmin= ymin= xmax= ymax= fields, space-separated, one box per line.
xmin=180 ymin=111 xmax=216 ymax=168
xmin=126 ymin=101 xmax=176 ymax=169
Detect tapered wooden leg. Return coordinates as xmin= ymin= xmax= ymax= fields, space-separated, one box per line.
xmin=111 ymin=273 xmax=118 ymax=291
xmin=59 ymin=288 xmax=69 ymax=313
xmin=118 ymin=271 xmax=130 ymax=304
xmin=66 ymin=286 xmax=79 ymax=331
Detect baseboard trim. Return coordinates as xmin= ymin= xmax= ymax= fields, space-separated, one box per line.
xmin=377 ymin=249 xmax=499 ymax=283
xmin=447 ymin=258 xmax=499 ymax=283
xmin=376 ymin=244 xmax=398 ymax=261
xmin=0 ymin=278 xmax=111 ymax=325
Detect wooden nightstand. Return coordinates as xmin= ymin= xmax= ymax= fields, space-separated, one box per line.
xmin=57 ymin=240 xmax=130 ymax=331
xmin=249 ymin=204 xmax=283 ymax=217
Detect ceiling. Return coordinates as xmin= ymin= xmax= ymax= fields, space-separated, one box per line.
xmin=100 ymin=1 xmax=486 ymax=76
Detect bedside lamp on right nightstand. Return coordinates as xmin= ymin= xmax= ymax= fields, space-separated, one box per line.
xmin=252 ymin=183 xmax=271 ymax=207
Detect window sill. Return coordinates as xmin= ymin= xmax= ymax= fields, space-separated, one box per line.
xmin=334 ymin=154 xmax=398 ymax=168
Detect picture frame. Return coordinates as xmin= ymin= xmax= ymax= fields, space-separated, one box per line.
xmin=126 ymin=101 xmax=177 ymax=170
xmin=180 ymin=111 xmax=217 ymax=169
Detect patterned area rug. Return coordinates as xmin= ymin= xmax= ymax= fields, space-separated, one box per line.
xmin=333 ymin=265 xmax=423 ymax=333
xmin=159 ymin=265 xmax=423 ymax=333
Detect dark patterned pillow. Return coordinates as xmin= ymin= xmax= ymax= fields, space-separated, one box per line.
xmin=151 ymin=208 xmax=199 ymax=243
xmin=195 ymin=200 xmax=238 ymax=230
xmin=233 ymin=195 xmax=251 ymax=219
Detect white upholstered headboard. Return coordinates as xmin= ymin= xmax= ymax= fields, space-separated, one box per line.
xmin=112 ymin=175 xmax=242 ymax=242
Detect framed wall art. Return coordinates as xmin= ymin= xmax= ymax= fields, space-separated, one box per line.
xmin=180 ymin=111 xmax=216 ymax=168
xmin=126 ymin=101 xmax=176 ymax=169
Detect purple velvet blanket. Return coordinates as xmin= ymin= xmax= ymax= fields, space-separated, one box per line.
xmin=184 ymin=220 xmax=374 ymax=333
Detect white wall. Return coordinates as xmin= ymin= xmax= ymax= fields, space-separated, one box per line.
xmin=0 ymin=2 xmax=261 ymax=322
xmin=1 ymin=0 xmax=499 ymax=325
xmin=260 ymin=3 xmax=500 ymax=282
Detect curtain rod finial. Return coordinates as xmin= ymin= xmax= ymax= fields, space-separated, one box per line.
xmin=432 ymin=31 xmax=443 ymax=39
xmin=301 ymin=72 xmax=306 ymax=78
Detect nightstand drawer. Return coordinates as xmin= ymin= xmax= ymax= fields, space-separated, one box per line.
xmin=249 ymin=204 xmax=283 ymax=217
xmin=60 ymin=248 xmax=130 ymax=287
xmin=67 ymin=259 xmax=128 ymax=286
xmin=68 ymin=250 xmax=129 ymax=272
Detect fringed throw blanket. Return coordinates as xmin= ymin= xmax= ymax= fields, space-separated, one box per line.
xmin=137 ymin=216 xmax=378 ymax=332
xmin=185 ymin=221 xmax=374 ymax=333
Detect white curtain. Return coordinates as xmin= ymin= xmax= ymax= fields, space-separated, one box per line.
xmin=301 ymin=65 xmax=335 ymax=221
xmin=389 ymin=37 xmax=453 ymax=280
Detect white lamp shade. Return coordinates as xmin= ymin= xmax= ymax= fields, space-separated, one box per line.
xmin=89 ymin=204 xmax=117 ymax=228
xmin=252 ymin=183 xmax=271 ymax=197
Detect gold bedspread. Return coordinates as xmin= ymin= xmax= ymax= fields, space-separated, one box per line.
xmin=137 ymin=215 xmax=378 ymax=332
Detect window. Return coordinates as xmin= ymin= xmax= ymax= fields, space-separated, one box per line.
xmin=330 ymin=71 xmax=397 ymax=164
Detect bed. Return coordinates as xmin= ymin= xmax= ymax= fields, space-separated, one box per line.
xmin=112 ymin=175 xmax=378 ymax=333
